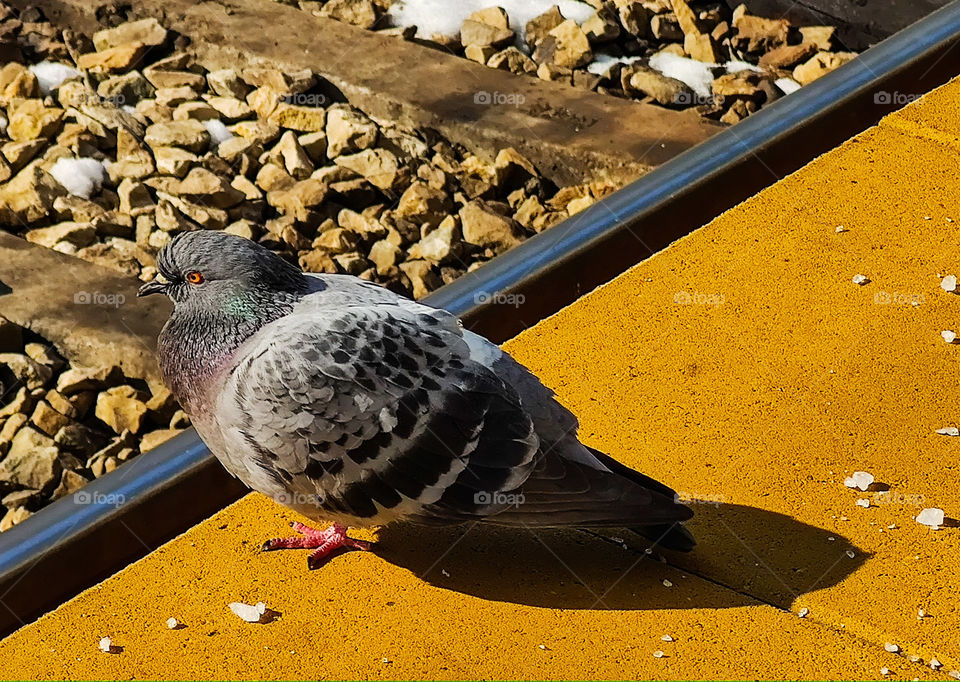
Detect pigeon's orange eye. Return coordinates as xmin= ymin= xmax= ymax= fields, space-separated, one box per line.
xmin=186 ymin=271 xmax=204 ymax=285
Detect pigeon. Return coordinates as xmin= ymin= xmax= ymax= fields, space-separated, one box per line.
xmin=139 ymin=230 xmax=694 ymax=568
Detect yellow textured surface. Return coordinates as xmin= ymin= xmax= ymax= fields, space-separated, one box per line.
xmin=3 ymin=79 xmax=960 ymax=680
xmin=0 ymin=495 xmax=932 ymax=680
xmin=885 ymin=79 xmax=960 ymax=145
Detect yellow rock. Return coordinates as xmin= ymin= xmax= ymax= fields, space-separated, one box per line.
xmin=7 ymin=100 xmax=64 ymax=142
xmin=92 ymin=18 xmax=168 ymax=51
xmin=684 ymin=31 xmax=717 ymax=63
xmin=793 ymin=50 xmax=857 ymax=86
xmin=95 ymin=385 xmax=148 ymax=435
xmin=546 ymin=20 xmax=593 ymax=70
xmin=0 ymin=63 xmax=38 ymax=99
xmin=77 ymin=42 xmax=150 ymax=73
xmin=267 ymin=103 xmax=327 ymax=133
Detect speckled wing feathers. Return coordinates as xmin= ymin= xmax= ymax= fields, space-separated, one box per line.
xmin=217 ymin=302 xmax=542 ymax=524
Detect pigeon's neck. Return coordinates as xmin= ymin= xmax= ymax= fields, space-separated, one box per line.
xmin=158 ymin=292 xmax=300 ymax=412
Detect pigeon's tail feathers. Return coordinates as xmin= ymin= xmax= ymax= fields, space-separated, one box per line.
xmin=630 ymin=521 xmax=696 ymax=552
xmin=417 ymin=445 xmax=694 ymax=532
xmin=584 ymin=446 xmax=680 ymax=501
xmin=518 ymin=448 xmax=694 ymax=528
xmin=584 ymin=445 xmax=696 ymax=551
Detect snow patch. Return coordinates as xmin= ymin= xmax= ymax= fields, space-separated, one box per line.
xmin=603 ymin=52 xmax=766 ymax=98
xmin=49 ymin=157 xmax=107 ymax=199
xmin=387 ymin=0 xmax=596 ymax=42
xmin=725 ymin=60 xmax=763 ymax=73
xmin=587 ymin=53 xmax=642 ymax=75
xmin=648 ymin=52 xmax=715 ymax=98
xmin=775 ymin=77 xmax=802 ymax=95
xmin=29 ymin=61 xmax=81 ymax=96
xmin=203 ymin=119 xmax=233 ymax=147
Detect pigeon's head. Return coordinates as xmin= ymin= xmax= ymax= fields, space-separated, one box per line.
xmin=138 ymin=230 xmax=307 ymax=307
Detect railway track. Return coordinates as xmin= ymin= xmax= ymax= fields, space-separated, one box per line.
xmin=0 ymin=0 xmax=959 ymax=639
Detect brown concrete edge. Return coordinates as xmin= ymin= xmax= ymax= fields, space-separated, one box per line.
xmin=0 ymin=230 xmax=169 ymax=390
xmin=8 ymin=0 xmax=723 ymax=187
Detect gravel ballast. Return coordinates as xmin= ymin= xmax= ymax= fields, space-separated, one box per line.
xmin=0 ymin=4 xmax=625 ymax=530
xmin=0 ymin=5 xmax=614 ymax=298
xmin=0 ymin=314 xmax=186 ymax=531
xmin=281 ymin=0 xmax=860 ymax=125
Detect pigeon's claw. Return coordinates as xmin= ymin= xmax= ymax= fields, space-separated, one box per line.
xmin=260 ymin=522 xmax=371 ymax=569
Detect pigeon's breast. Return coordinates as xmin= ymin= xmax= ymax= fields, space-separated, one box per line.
xmin=157 ymin=309 xmax=263 ymax=415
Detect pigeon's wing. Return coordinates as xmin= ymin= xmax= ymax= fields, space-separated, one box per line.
xmin=220 ymin=294 xmax=692 ymax=533
xmin=217 ymin=302 xmax=543 ymax=524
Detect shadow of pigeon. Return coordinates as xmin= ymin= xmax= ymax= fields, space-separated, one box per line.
xmin=666 ymin=502 xmax=868 ymax=610
xmin=375 ymin=503 xmax=865 ymax=611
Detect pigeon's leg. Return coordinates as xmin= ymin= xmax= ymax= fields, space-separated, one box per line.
xmin=261 ymin=521 xmax=371 ymax=569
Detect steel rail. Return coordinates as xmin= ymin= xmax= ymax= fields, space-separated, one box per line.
xmin=2 ymin=0 xmax=960 ymax=637
xmin=433 ymin=0 xmax=960 ymax=341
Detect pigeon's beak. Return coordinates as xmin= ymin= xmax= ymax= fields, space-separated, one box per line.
xmin=137 ymin=276 xmax=169 ymax=298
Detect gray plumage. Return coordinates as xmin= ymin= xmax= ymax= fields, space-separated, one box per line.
xmin=142 ymin=230 xmax=694 ymax=550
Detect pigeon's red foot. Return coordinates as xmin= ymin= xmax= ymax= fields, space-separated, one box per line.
xmin=261 ymin=521 xmax=371 ymax=569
